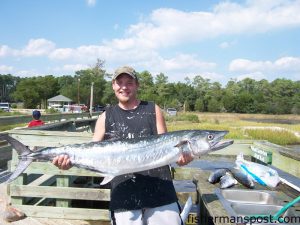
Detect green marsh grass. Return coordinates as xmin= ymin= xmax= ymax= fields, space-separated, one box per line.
xmin=245 ymin=129 xmax=300 ymax=146
xmin=0 ymin=111 xmax=23 ymax=116
xmin=166 ymin=112 xmax=300 ymax=145
xmin=0 ymin=124 xmax=27 ymax=132
xmin=165 ymin=113 xmax=199 ymax=123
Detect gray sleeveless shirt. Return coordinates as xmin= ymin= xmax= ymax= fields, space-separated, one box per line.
xmin=105 ymin=101 xmax=178 ymax=211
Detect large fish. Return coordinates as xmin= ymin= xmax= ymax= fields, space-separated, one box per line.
xmin=0 ymin=130 xmax=233 ymax=185
xmin=220 ymin=172 xmax=238 ymax=189
xmin=208 ymin=168 xmax=228 ymax=184
xmin=229 ymin=167 xmax=255 ymax=189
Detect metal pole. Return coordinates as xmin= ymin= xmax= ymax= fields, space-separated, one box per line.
xmin=89 ymin=82 xmax=94 ymax=117
xmin=77 ymin=78 xmax=80 ymax=105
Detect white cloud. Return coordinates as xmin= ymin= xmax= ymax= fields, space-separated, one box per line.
xmin=219 ymin=40 xmax=236 ymax=49
xmin=20 ymin=39 xmax=56 ymax=57
xmin=0 ymin=65 xmax=13 ymax=74
xmin=134 ymin=53 xmax=217 ymax=82
xmin=274 ymin=57 xmax=300 ymax=71
xmin=229 ymin=56 xmax=300 ymax=81
xmin=229 ymin=59 xmax=273 ymax=72
xmin=86 ymin=0 xmax=96 ymax=7
xmin=119 ymin=0 xmax=300 ymax=49
xmin=235 ymin=71 xmax=267 ymax=81
xmin=49 ymin=48 xmax=75 ymax=60
xmin=15 ymin=70 xmax=37 ymax=77
xmin=47 ymin=0 xmax=300 ymax=62
xmin=155 ymin=54 xmax=216 ymax=72
xmin=0 ymin=45 xmax=14 ymax=57
xmin=1 ymin=0 xmax=300 ymax=81
xmin=62 ymin=64 xmax=90 ymax=72
xmin=229 ymin=56 xmax=300 ymax=73
xmin=219 ymin=42 xmax=230 ymax=49
xmin=1 ymin=39 xmax=55 ymax=58
xmin=3 ymin=1 xmax=300 ymax=60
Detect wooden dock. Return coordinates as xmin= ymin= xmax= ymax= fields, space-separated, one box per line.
xmin=1 ymin=126 xmax=299 ymax=225
xmin=0 ymin=183 xmax=109 ymax=225
xmin=0 ymin=129 xmax=199 ymax=224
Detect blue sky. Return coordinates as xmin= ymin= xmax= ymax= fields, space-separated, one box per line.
xmin=1 ymin=0 xmax=300 ymax=83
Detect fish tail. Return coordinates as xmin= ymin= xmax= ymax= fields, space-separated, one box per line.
xmin=0 ymin=133 xmax=33 ymax=183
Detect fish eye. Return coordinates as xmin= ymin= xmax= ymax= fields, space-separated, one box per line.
xmin=207 ymin=134 xmax=214 ymax=140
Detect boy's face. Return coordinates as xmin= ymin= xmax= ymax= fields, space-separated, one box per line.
xmin=112 ymin=74 xmax=139 ymax=103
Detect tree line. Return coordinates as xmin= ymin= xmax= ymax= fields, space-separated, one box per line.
xmin=0 ymin=61 xmax=300 ymax=114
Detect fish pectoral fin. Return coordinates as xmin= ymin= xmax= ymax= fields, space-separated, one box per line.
xmin=180 ymin=196 xmax=193 ymax=222
xmin=174 ymin=140 xmax=188 ymax=148
xmin=100 ymin=175 xmax=115 ymax=185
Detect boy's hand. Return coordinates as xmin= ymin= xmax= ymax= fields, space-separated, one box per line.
xmin=52 ymin=155 xmax=72 ymax=170
xmin=176 ymin=152 xmax=193 ymax=166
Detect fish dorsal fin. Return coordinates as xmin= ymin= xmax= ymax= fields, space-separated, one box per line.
xmin=100 ymin=175 xmax=115 ymax=185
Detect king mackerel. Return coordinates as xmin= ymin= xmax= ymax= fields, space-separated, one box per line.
xmin=0 ymin=130 xmax=233 ymax=185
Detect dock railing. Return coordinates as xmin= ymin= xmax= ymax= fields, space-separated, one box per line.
xmin=0 ymin=112 xmax=101 ymax=126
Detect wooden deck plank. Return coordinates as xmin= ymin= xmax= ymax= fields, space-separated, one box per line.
xmin=10 ymin=185 xmax=110 ymax=201
xmin=10 ymin=161 xmax=101 ymax=177
xmin=36 ymin=218 xmax=72 ymax=225
xmin=12 ymin=205 xmax=109 ymax=220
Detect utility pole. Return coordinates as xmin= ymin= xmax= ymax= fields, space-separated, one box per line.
xmin=89 ymin=82 xmax=94 ymax=117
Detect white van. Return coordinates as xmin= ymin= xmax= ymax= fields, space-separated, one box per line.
xmin=166 ymin=108 xmax=177 ymax=116
xmin=0 ymin=102 xmax=11 ymax=112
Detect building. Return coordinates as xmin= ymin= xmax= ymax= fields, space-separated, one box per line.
xmin=47 ymin=95 xmax=73 ymax=112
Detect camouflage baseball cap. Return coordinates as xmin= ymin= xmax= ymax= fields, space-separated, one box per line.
xmin=112 ymin=66 xmax=138 ymax=81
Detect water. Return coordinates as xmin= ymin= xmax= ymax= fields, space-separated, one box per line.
xmin=287 ymin=145 xmax=300 ymax=154
xmin=242 ymin=118 xmax=300 ymax=124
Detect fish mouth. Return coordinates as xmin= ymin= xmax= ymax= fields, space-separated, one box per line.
xmin=211 ymin=139 xmax=234 ymax=151
xmin=210 ymin=131 xmax=234 ymax=151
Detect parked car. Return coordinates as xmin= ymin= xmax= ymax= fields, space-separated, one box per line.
xmin=0 ymin=102 xmax=11 ymax=112
xmin=49 ymin=104 xmax=64 ymax=112
xmin=166 ymin=108 xmax=177 ymax=116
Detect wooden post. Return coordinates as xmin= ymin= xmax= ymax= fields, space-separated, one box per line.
xmin=10 ymin=149 xmax=26 ymax=205
xmin=56 ymin=175 xmax=71 ymax=207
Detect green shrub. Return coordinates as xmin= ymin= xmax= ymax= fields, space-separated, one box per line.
xmin=166 ymin=113 xmax=199 ymax=123
xmin=45 ymin=108 xmax=59 ymax=114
